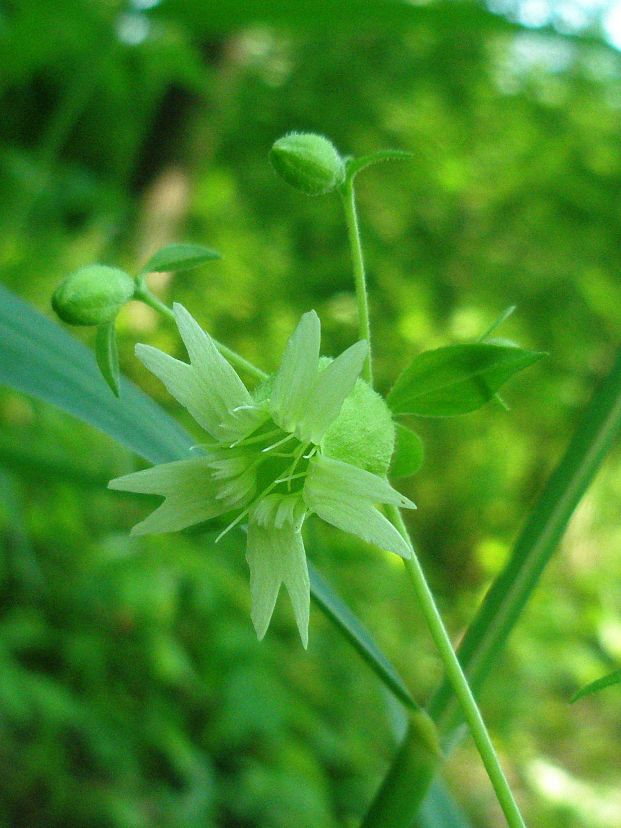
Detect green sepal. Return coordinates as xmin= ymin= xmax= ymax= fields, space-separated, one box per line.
xmin=140 ymin=243 xmax=221 ymax=275
xmin=388 ymin=342 xmax=545 ymax=417
xmin=95 ymin=321 xmax=121 ymax=397
xmin=345 ymin=149 xmax=413 ymax=184
xmin=571 ymin=668 xmax=621 ymax=703
xmin=391 ymin=423 xmax=424 ymax=478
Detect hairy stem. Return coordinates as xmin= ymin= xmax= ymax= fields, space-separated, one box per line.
xmin=341 ymin=178 xmax=373 ymax=385
xmin=386 ymin=506 xmax=526 ymax=828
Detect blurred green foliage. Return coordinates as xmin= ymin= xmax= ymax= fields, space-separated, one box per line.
xmin=2 ymin=0 xmax=621 ymax=825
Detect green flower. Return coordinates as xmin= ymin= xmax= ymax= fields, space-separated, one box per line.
xmin=109 ymin=305 xmax=415 ymax=647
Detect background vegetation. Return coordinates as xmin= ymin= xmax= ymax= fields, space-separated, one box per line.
xmin=1 ymin=1 xmax=621 ymax=825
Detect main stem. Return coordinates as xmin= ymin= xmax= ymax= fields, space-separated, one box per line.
xmin=134 ymin=278 xmax=267 ymax=382
xmin=387 ymin=506 xmax=526 ymax=828
xmin=341 ymin=179 xmax=373 ymax=385
xmin=340 ymin=174 xmax=525 ymax=826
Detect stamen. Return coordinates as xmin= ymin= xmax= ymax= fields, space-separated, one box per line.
xmin=215 ymin=474 xmax=282 ymax=542
xmin=274 ymin=472 xmax=308 ymax=485
xmin=262 ymin=432 xmax=296 ymax=453
xmin=229 ymin=428 xmax=282 ymax=449
xmin=232 ymin=404 xmax=258 ymax=412
xmin=215 ymin=508 xmax=250 ymax=543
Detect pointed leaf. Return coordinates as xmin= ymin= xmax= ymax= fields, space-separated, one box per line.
xmin=571 ymin=669 xmax=621 ymax=703
xmin=95 ymin=321 xmax=120 ymax=397
xmin=388 ymin=343 xmax=545 ymax=417
xmin=391 ymin=423 xmax=424 ymax=478
xmin=140 ymin=243 xmax=221 ymax=274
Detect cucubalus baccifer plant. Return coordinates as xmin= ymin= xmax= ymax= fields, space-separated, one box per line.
xmin=49 ymin=132 xmax=549 ymax=827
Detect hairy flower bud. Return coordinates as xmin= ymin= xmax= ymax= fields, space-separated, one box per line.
xmin=269 ymin=132 xmax=345 ymax=196
xmin=322 ymin=378 xmax=395 ymax=476
xmin=52 ymin=265 xmax=135 ymax=326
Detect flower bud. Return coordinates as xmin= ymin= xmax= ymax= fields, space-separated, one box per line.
xmin=52 ymin=265 xmax=135 ymax=326
xmin=322 ymin=378 xmax=395 ymax=476
xmin=269 ymin=132 xmax=345 ymax=196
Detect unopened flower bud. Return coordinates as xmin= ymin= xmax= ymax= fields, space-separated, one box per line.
xmin=269 ymin=132 xmax=345 ymax=196
xmin=52 ymin=265 xmax=135 ymax=326
xmin=323 ymin=378 xmax=395 ymax=476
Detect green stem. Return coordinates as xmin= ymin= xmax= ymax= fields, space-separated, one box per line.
xmin=133 ymin=279 xmax=267 ymax=382
xmin=341 ymin=178 xmax=373 ymax=385
xmin=387 ymin=506 xmax=526 ymax=828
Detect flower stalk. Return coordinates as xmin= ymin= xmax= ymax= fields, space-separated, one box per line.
xmin=341 ymin=177 xmax=373 ymax=386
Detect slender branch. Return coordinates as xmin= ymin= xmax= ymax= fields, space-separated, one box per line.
xmin=340 ymin=178 xmax=373 ymax=385
xmin=133 ymin=280 xmax=268 ymax=382
xmin=386 ymin=506 xmax=526 ymax=828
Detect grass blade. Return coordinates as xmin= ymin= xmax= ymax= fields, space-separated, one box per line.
xmin=571 ymin=668 xmax=621 ymax=703
xmin=0 ymin=283 xmax=191 ymax=465
xmin=310 ymin=563 xmax=419 ymax=712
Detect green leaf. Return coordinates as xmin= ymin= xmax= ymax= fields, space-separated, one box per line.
xmin=388 ymin=343 xmax=545 ymax=417
xmin=0 ymin=283 xmax=416 ymax=718
xmin=95 ymin=322 xmax=120 ymax=397
xmin=571 ymin=669 xmax=621 ymax=703
xmin=140 ymin=243 xmax=221 ymax=274
xmin=346 ymin=149 xmax=413 ymax=182
xmin=391 ymin=423 xmax=424 ymax=478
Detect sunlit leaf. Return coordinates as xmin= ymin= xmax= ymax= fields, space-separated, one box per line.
xmin=388 ymin=343 xmax=545 ymax=417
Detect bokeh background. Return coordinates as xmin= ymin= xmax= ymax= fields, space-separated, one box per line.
xmin=2 ymin=1 xmax=621 ymax=825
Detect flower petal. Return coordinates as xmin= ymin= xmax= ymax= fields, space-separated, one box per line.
xmin=174 ymin=304 xmax=268 ymax=440
xmin=297 ymin=339 xmax=368 ymax=443
xmin=109 ymin=457 xmax=248 ymax=535
xmin=246 ymin=517 xmax=310 ymax=648
xmin=306 ymin=491 xmax=412 ymax=559
xmin=303 ymin=455 xmax=414 ymax=558
xmin=136 ymin=344 xmax=219 ymax=436
xmin=270 ymin=311 xmax=320 ymax=433
xmin=306 ymin=454 xmax=416 ymax=509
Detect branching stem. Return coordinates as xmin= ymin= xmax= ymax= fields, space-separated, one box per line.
xmin=133 ymin=278 xmax=267 ymax=382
